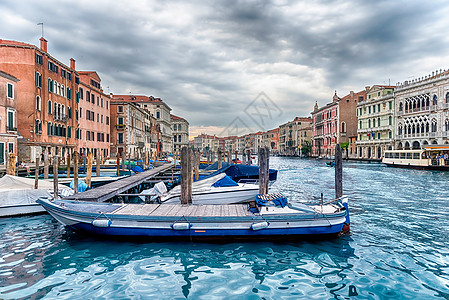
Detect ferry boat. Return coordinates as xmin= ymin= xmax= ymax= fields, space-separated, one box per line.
xmin=382 ymin=145 xmax=449 ymax=170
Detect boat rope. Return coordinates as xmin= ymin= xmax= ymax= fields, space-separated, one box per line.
xmin=94 ymin=212 xmax=111 ymax=222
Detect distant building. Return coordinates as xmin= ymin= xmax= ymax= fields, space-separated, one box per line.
xmin=394 ymin=69 xmax=449 ymax=149
xmin=193 ymin=134 xmax=218 ymax=152
xmin=171 ymin=114 xmax=189 ymax=153
xmin=0 ymin=71 xmax=20 ymax=164
xmin=356 ymin=85 xmax=395 ymax=159
xmin=279 ymin=117 xmax=312 ymax=156
xmin=0 ymin=38 xmax=79 ymax=162
xmin=110 ymin=100 xmax=154 ymax=159
xmin=77 ymin=71 xmax=110 ymax=158
xmin=312 ymin=90 xmax=366 ymax=158
xmin=111 ymin=95 xmax=172 ymax=155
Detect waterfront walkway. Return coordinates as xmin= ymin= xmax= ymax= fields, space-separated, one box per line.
xmin=64 ymin=164 xmax=173 ymax=202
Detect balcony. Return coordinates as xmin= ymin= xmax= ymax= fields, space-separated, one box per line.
xmin=116 ymin=124 xmax=126 ymax=130
xmin=6 ymin=126 xmax=17 ymax=132
xmin=341 ymin=132 xmax=346 ymax=137
xmin=53 ymin=114 xmax=68 ymax=122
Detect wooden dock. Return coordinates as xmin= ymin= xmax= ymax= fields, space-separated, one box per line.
xmin=64 ymin=164 xmax=173 ymax=202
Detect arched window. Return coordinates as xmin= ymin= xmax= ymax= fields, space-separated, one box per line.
xmin=36 ymin=96 xmax=41 ymax=111
xmin=431 ymin=120 xmax=437 ymax=132
xmin=426 ymin=122 xmax=430 ymax=132
xmin=61 ymin=85 xmax=65 ymax=97
xmin=405 ymin=102 xmax=409 ymax=112
xmin=445 ymin=119 xmax=449 ymax=131
xmin=48 ymin=100 xmax=52 ymax=114
xmin=446 ymin=92 xmax=449 ymax=103
xmin=35 ymin=119 xmax=42 ymax=134
xmin=433 ymin=95 xmax=438 ymax=105
xmin=389 ymin=116 xmax=392 ymax=125
xmin=398 ymin=124 xmax=402 ymax=135
xmin=48 ymin=78 xmax=53 ymax=93
xmin=399 ymin=102 xmax=403 ymax=112
xmin=341 ymin=122 xmax=346 ymax=133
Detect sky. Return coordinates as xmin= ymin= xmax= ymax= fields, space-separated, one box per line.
xmin=2 ymin=0 xmax=449 ymax=138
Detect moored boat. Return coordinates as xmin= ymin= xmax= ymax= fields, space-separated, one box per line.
xmin=37 ymin=195 xmax=350 ymax=240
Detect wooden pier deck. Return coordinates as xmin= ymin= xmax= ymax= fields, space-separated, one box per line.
xmin=64 ymin=164 xmax=173 ymax=202
xmin=111 ymin=203 xmax=253 ymax=217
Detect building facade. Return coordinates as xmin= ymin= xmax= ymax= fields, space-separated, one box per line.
xmin=356 ymin=85 xmax=395 ymax=159
xmin=111 ymin=95 xmax=172 ymax=155
xmin=0 ymin=38 xmax=79 ymax=162
xmin=395 ymin=70 xmax=449 ymax=150
xmin=279 ymin=117 xmax=311 ymax=156
xmin=110 ymin=100 xmax=152 ymax=159
xmin=171 ymin=114 xmax=189 ymax=153
xmin=0 ymin=71 xmax=20 ymax=164
xmin=77 ymin=71 xmax=110 ymax=158
xmin=312 ymin=90 xmax=365 ymax=158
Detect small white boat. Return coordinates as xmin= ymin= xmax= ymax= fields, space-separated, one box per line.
xmin=149 ymin=174 xmax=260 ymax=205
xmin=0 ymin=175 xmax=73 ymax=217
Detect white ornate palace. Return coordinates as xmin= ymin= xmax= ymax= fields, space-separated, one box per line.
xmin=395 ymin=70 xmax=449 ymax=150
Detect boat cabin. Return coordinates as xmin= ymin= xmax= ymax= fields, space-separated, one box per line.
xmin=382 ymin=145 xmax=449 ymax=169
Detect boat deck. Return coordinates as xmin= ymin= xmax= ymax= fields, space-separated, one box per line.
xmin=112 ymin=203 xmax=254 ymax=217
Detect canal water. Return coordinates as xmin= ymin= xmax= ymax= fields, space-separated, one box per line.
xmin=0 ymin=157 xmax=448 ymax=299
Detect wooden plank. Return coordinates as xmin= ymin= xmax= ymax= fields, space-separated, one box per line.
xmin=167 ymin=205 xmax=184 ymax=216
xmin=195 ymin=205 xmax=207 ymax=217
xmin=64 ymin=164 xmax=172 ymax=202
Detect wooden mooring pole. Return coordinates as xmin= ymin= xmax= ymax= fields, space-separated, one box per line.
xmin=116 ymin=154 xmax=120 ymax=177
xmin=96 ymin=152 xmax=101 ymax=178
xmin=194 ymin=150 xmax=200 ymax=181
xmin=6 ymin=153 xmax=15 ymax=176
xmin=258 ymin=147 xmax=269 ymax=195
xmin=218 ymin=149 xmax=222 ymax=170
xmin=66 ymin=153 xmax=71 ymax=178
xmin=242 ymin=150 xmax=246 ymax=165
xmin=34 ymin=155 xmax=40 ymax=189
xmin=73 ymin=151 xmax=79 ymax=194
xmin=86 ymin=152 xmax=93 ymax=188
xmin=44 ymin=151 xmax=49 ymax=179
xmin=180 ymin=147 xmax=193 ymax=205
xmin=53 ymin=156 xmax=59 ymax=198
xmin=335 ymin=144 xmax=343 ymax=199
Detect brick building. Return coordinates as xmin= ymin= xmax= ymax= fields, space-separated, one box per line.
xmin=0 ymin=38 xmax=79 ymax=162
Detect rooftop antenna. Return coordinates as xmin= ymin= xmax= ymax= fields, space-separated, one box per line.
xmin=37 ymin=22 xmax=44 ymax=37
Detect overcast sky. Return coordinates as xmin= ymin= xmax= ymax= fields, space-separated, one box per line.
xmin=2 ymin=0 xmax=449 ymax=137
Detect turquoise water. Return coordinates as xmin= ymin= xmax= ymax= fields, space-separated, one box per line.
xmin=1 ymin=157 xmax=448 ymax=299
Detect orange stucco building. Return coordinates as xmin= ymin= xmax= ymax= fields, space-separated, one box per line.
xmin=0 ymin=38 xmax=79 ymax=162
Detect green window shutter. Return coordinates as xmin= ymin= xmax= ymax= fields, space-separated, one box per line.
xmin=7 ymin=84 xmax=13 ymax=98
xmin=7 ymin=111 xmax=13 ymax=129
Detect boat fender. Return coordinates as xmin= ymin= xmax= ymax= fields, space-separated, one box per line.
xmin=171 ymin=223 xmax=191 ymax=230
xmin=92 ymin=219 xmax=111 ymax=228
xmin=251 ymin=221 xmax=269 ymax=231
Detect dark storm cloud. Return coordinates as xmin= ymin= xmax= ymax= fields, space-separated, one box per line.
xmin=1 ymin=0 xmax=449 ymax=133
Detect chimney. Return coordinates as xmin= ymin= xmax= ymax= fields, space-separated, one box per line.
xmin=70 ymin=58 xmax=76 ymax=70
xmin=350 ymin=91 xmax=354 ymax=98
xmin=365 ymin=86 xmax=370 ymax=92
xmin=39 ymin=37 xmax=47 ymax=53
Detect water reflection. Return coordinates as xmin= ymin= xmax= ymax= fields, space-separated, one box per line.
xmin=1 ymin=157 xmax=449 ymax=299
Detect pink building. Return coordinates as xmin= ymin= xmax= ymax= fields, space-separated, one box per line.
xmin=77 ymin=71 xmax=110 ymax=158
xmin=311 ymin=97 xmax=338 ymax=157
xmin=0 ymin=70 xmax=19 ymax=164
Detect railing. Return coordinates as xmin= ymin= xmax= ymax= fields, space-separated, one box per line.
xmin=116 ymin=124 xmax=125 ymax=130
xmin=53 ymin=114 xmax=68 ymax=122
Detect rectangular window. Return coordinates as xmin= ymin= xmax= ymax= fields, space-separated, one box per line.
xmin=389 ymin=101 xmax=392 ymax=110
xmin=118 ymin=106 xmax=123 ymax=113
xmin=118 ymin=117 xmax=124 ymax=125
xmin=101 ymin=98 xmax=103 ymax=107
xmin=8 ymin=142 xmax=14 ymax=154
xmin=7 ymin=83 xmax=13 ymax=99
xmin=107 ymin=134 xmax=109 ymax=142
xmin=106 ymin=116 xmax=109 ymax=125
xmin=106 ymin=101 xmax=109 ymax=109
xmin=75 ymin=77 xmax=79 ymax=84
xmin=67 ymin=87 xmax=71 ymax=100
xmin=97 ymin=113 xmax=99 ymax=122
xmin=86 ymin=91 xmax=90 ymax=102
xmin=35 ymin=53 xmax=43 ymax=65
xmin=7 ymin=110 xmax=14 ymax=130
xmin=35 ymin=72 xmax=42 ymax=88
xmin=118 ymin=133 xmax=123 ymax=144
xmin=80 ymin=108 xmax=83 ymax=118
xmin=91 ymin=94 xmax=95 ymax=103
xmin=79 ymin=88 xmax=84 ymax=99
